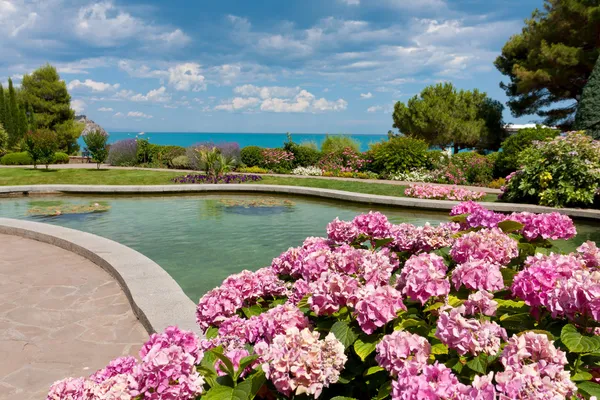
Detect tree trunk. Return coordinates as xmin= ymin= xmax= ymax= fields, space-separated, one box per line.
xmin=453 ymin=143 xmax=460 ymax=155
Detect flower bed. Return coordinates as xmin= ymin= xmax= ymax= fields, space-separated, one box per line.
xmin=171 ymin=174 xmax=262 ymax=184
xmin=404 ymin=184 xmax=486 ymax=201
xmin=292 ymin=166 xmax=323 ymax=176
xmin=48 ymin=203 xmax=600 ymax=399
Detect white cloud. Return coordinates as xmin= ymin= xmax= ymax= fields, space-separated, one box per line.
xmin=234 ymin=84 xmax=300 ymax=99
xmin=11 ymin=12 xmax=38 ymax=37
xmin=168 ymin=63 xmax=206 ymax=91
xmin=214 ymin=97 xmax=261 ymax=111
xmin=114 ymin=112 xmax=123 ymax=117
xmin=68 ymin=79 xmax=119 ymax=92
xmin=360 ymin=92 xmax=373 ymax=99
xmin=367 ymin=105 xmax=382 ymax=113
xmin=130 ymin=87 xmax=171 ymax=103
xmin=127 ymin=111 xmax=153 ymax=119
xmin=98 ymin=107 xmax=113 ymax=112
xmin=71 ymin=99 xmax=86 ymax=113
xmin=261 ymin=90 xmax=347 ymax=113
xmin=340 ymin=0 xmax=360 ymax=5
xmin=367 ymin=104 xmax=393 ymax=113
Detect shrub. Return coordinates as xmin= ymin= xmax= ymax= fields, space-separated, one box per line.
xmin=238 ymin=166 xmax=269 ymax=174
xmin=292 ymin=166 xmax=323 ymax=176
xmin=424 ymin=149 xmax=450 ymax=170
xmin=240 ymin=146 xmax=265 ymax=167
xmin=83 ymin=130 xmax=109 ymax=169
xmin=284 ymin=135 xmax=322 ymax=167
xmin=261 ymin=148 xmax=294 ymax=173
xmin=444 ymin=152 xmax=494 ymax=185
xmin=319 ymin=147 xmax=368 ymax=174
xmin=0 ymin=123 xmax=8 ymax=155
xmin=53 ymin=152 xmax=70 ymax=164
xmin=106 ymin=139 xmax=138 ymax=166
xmin=158 ymin=145 xmax=186 ymax=167
xmin=322 ymin=170 xmax=378 ymax=179
xmin=404 ymin=184 xmax=486 ymax=201
xmin=187 ymin=142 xmax=240 ymax=170
xmin=502 ymin=131 xmax=600 ymax=207
xmin=194 ymin=146 xmax=237 ymax=178
xmin=24 ymin=129 xmax=58 ymax=169
xmin=488 ymin=177 xmax=506 ymax=189
xmin=0 ymin=151 xmax=33 ymax=165
xmin=392 ymin=168 xmax=437 ymax=182
xmin=170 ymin=155 xmax=191 ymax=169
xmin=51 ymin=203 xmax=600 ymax=400
xmin=369 ymin=137 xmax=429 ymax=175
xmin=495 ymin=125 xmax=559 ymax=177
xmin=321 ymin=135 xmax=360 ymax=153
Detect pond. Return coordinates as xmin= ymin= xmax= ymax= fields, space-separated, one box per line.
xmin=1 ymin=193 xmax=598 ymax=301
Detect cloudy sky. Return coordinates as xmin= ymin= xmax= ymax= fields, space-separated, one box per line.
xmin=0 ymin=0 xmax=540 ymax=133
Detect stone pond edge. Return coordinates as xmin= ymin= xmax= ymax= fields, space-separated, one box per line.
xmin=0 ymin=184 xmax=599 ymax=220
xmin=0 ymin=217 xmax=200 ymax=335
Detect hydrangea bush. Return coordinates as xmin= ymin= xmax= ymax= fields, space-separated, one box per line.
xmin=48 ymin=203 xmax=600 ymax=399
xmin=404 ymin=184 xmax=486 ymax=201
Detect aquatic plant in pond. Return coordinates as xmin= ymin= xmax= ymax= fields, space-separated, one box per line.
xmin=48 ymin=201 xmax=600 ymax=399
xmin=171 ymin=174 xmax=262 ymax=184
xmin=28 ymin=202 xmax=110 ymax=216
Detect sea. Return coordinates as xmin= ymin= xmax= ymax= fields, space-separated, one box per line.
xmin=80 ymin=132 xmax=389 ymax=152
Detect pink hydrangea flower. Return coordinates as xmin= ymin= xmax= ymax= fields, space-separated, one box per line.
xmin=547 ymin=268 xmax=600 ymax=322
xmin=463 ymin=290 xmax=498 ymax=316
xmin=255 ymin=327 xmax=347 ymax=398
xmin=451 ymin=228 xmax=518 ymax=265
xmin=352 ymin=211 xmax=391 ymax=239
xmin=397 ymin=253 xmax=450 ymax=305
xmin=90 ymin=356 xmax=137 ymax=383
xmin=327 ymin=217 xmax=360 ymax=244
xmin=221 ymin=268 xmax=287 ymax=301
xmin=389 ymin=223 xmax=418 ymax=252
xmin=196 ymin=286 xmax=244 ymax=329
xmin=452 ymin=260 xmax=505 ymax=292
xmin=288 ymin=279 xmax=310 ymax=305
xmin=404 ymin=184 xmax=486 ymax=201
xmin=507 ymin=212 xmax=577 ymax=241
xmin=436 ymin=306 xmax=506 ymax=356
xmin=413 ymin=223 xmax=457 ymax=253
xmin=47 ymin=377 xmax=87 ymax=400
xmin=392 ymin=362 xmax=468 ymax=400
xmin=376 ymin=330 xmax=431 ymax=376
xmin=578 ymin=241 xmax=600 ymax=268
xmin=351 ymin=285 xmax=406 ymax=334
xmin=85 ymin=374 xmax=138 ymax=400
xmin=357 ymin=248 xmax=398 ymax=286
xmin=255 ymin=304 xmax=310 ymax=343
xmin=309 ymin=272 xmax=360 ymax=315
xmin=450 ymin=201 xmax=485 ymax=216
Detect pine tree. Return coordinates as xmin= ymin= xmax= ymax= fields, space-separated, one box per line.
xmin=6 ymin=78 xmax=18 ymax=146
xmin=27 ymin=103 xmax=36 ymax=130
xmin=575 ymin=56 xmax=600 ymax=139
xmin=0 ymin=84 xmax=5 ymax=129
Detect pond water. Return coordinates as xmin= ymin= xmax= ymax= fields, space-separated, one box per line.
xmin=1 ymin=194 xmax=598 ymax=302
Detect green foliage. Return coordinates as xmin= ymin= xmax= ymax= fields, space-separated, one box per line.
xmin=237 ymin=166 xmax=268 ymax=174
xmin=0 ymin=123 xmax=8 ymax=155
xmin=368 ymin=136 xmax=429 ymax=175
xmin=284 ymin=134 xmax=322 ymax=167
xmin=393 ymin=83 xmax=505 ymax=152
xmin=83 ymin=130 xmax=109 ymax=169
xmin=0 ymin=151 xmax=33 ymax=165
xmin=0 ymin=85 xmax=5 ymax=130
xmin=495 ymin=126 xmax=559 ymax=178
xmin=157 ymin=145 xmax=186 ymax=167
xmin=6 ymin=78 xmax=18 ymax=147
xmin=240 ymin=146 xmax=264 ymax=167
xmin=20 ymin=64 xmax=75 ymax=130
xmin=502 ymin=132 xmax=600 ymax=207
xmin=55 ymin=120 xmax=84 ymax=154
xmin=425 ymin=150 xmax=450 ymax=170
xmin=446 ymin=152 xmax=494 ymax=185
xmin=575 ymin=56 xmax=600 ymax=139
xmin=196 ymin=146 xmax=237 ymax=178
xmin=53 ymin=152 xmax=70 ymax=164
xmin=321 ymin=135 xmax=360 ymax=154
xmin=495 ymin=0 xmax=600 ymax=129
xmin=24 ymin=129 xmax=58 ymax=169
xmin=170 ymin=155 xmax=191 ymax=169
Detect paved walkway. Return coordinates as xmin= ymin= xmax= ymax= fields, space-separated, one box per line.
xmin=0 ymin=163 xmax=502 ymax=194
xmin=0 ymin=234 xmax=148 ymax=400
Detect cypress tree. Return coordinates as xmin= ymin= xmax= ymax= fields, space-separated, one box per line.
xmin=0 ymin=84 xmax=5 ymax=129
xmin=575 ymin=56 xmax=600 ymax=139
xmin=17 ymin=105 xmax=28 ymax=142
xmin=7 ymin=78 xmax=17 ymax=146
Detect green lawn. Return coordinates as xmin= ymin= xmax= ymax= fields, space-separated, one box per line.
xmin=0 ymin=168 xmax=499 ymax=201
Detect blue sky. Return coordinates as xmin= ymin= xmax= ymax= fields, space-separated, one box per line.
xmin=0 ymin=0 xmax=542 ymax=133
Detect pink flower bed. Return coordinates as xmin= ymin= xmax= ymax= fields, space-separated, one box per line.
xmin=404 ymin=184 xmax=486 ymax=201
xmin=47 ymin=204 xmax=600 ymax=400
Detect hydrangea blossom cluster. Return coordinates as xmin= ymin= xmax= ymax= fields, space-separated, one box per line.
xmin=396 ymin=253 xmax=450 ymax=304
xmin=375 ymin=330 xmax=431 ymax=376
xmin=255 ymin=328 xmax=347 ymax=398
xmin=463 ymin=290 xmax=498 ymax=316
xmin=47 ymin=326 xmax=203 ymax=400
xmin=404 ymin=184 xmax=486 ymax=201
xmin=578 ymin=241 xmax=600 ymax=268
xmin=452 ymin=260 xmax=505 ymax=292
xmin=351 ymin=284 xmax=406 ymax=334
xmin=450 ymin=228 xmax=518 ymax=265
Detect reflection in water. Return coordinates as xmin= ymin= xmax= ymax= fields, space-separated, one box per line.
xmin=0 ymin=193 xmax=598 ymax=301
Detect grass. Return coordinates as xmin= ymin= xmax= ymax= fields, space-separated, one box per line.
xmin=0 ymin=168 xmax=499 ymax=202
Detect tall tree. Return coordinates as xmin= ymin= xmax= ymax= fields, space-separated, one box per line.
xmin=20 ymin=64 xmax=74 ymax=130
xmin=392 ymin=83 xmax=505 ymax=153
xmin=6 ymin=78 xmax=18 ymax=146
xmin=27 ymin=103 xmax=36 ymax=130
xmin=495 ymin=0 xmax=600 ymax=130
xmin=575 ymin=55 xmax=600 ymax=138
xmin=0 ymin=84 xmax=5 ymax=129
xmin=17 ymin=105 xmax=28 ymax=141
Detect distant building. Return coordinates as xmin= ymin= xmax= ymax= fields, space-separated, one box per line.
xmin=504 ymin=124 xmax=558 ymax=135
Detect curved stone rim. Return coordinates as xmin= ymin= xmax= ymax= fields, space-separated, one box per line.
xmin=0 ymin=184 xmax=599 ymax=220
xmin=0 ymin=217 xmax=200 ymax=335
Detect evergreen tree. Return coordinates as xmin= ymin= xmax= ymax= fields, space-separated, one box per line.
xmin=0 ymin=84 xmax=5 ymax=129
xmin=17 ymin=105 xmax=28 ymax=141
xmin=575 ymin=56 xmax=600 ymax=139
xmin=6 ymin=78 xmax=17 ymax=146
xmin=27 ymin=103 xmax=36 ymax=130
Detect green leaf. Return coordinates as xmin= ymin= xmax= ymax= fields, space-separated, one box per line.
xmin=211 ymin=351 xmax=236 ymax=378
xmin=331 ymin=320 xmax=360 ymax=348
xmin=561 ymin=324 xmax=600 ymax=354
xmin=450 ymin=214 xmax=468 ymax=223
xmin=297 ymin=294 xmax=311 ymax=310
xmin=205 ymin=326 xmax=219 ymax=340
xmin=201 ymin=372 xmax=266 ymax=400
xmin=500 ymin=268 xmax=519 ymax=287
xmin=431 ymin=343 xmax=449 ymax=355
xmin=498 ymin=220 xmax=525 ymax=233
xmin=423 ymin=302 xmax=444 ymax=312
xmin=241 ymin=304 xmax=263 ymax=318
xmin=572 ymin=371 xmax=593 ymax=381
xmin=394 ymin=318 xmax=427 ymax=331
xmin=375 ymin=381 xmax=392 ymax=400
xmin=496 ymin=299 xmax=527 ymax=309
xmin=354 ymin=335 xmax=380 ymax=361
xmin=374 ymin=238 xmax=394 ymax=249
xmin=202 ymin=385 xmax=234 ymax=400
xmin=577 ymin=381 xmax=600 ymax=398
xmin=364 ymin=366 xmax=385 ymax=376
xmin=233 ymin=355 xmax=259 ymax=381
xmin=466 ymin=354 xmax=488 ymax=374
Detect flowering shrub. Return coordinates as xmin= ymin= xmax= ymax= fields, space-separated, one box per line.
xmin=404 ymin=184 xmax=486 ymax=201
xmin=391 ymin=168 xmax=437 ymax=182
xmin=171 ymin=174 xmax=262 ymax=184
xmin=502 ymin=131 xmax=600 ymax=208
xmin=292 ymin=166 xmax=323 ymax=176
xmin=442 ymin=152 xmax=494 ymax=185
xmin=318 ymin=146 xmax=369 ymax=174
xmin=48 ymin=203 xmax=600 ymax=400
xmin=261 ymin=148 xmax=294 ymax=173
